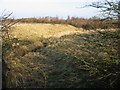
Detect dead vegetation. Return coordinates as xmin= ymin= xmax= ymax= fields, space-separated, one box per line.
xmin=2 ymin=23 xmax=120 ymax=88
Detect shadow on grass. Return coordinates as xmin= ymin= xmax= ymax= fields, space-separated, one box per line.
xmin=3 ymin=30 xmax=120 ymax=88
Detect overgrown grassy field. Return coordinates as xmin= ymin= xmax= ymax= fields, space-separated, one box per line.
xmin=11 ymin=23 xmax=86 ymax=40
xmin=3 ymin=23 xmax=120 ymax=88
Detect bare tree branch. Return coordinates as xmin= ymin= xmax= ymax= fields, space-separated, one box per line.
xmin=86 ymin=0 xmax=120 ymax=20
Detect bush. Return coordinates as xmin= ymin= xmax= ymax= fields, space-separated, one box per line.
xmin=82 ymin=24 xmax=95 ymax=30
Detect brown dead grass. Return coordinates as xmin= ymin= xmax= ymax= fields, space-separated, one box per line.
xmin=4 ymin=23 xmax=119 ymax=88
xmin=11 ymin=23 xmax=100 ymax=40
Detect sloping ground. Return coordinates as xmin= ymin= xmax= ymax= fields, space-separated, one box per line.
xmin=11 ymin=23 xmax=97 ymax=40
xmin=3 ymin=24 xmax=120 ymax=88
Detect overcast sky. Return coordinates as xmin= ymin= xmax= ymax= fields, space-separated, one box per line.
xmin=0 ymin=0 xmax=103 ymax=19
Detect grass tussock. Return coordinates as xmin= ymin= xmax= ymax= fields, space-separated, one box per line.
xmin=3 ymin=23 xmax=120 ymax=88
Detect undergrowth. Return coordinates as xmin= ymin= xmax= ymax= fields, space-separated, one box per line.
xmin=3 ymin=27 xmax=120 ymax=88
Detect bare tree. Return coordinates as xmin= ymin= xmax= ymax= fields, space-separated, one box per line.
xmin=87 ymin=0 xmax=120 ymax=20
xmin=0 ymin=10 xmax=17 ymax=39
xmin=85 ymin=0 xmax=120 ymax=28
xmin=0 ymin=10 xmax=17 ymax=88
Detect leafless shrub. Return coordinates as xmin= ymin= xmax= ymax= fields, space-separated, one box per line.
xmin=0 ymin=10 xmax=18 ymax=88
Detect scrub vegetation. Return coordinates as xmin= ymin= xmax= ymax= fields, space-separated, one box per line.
xmin=2 ymin=22 xmax=120 ymax=88
xmin=1 ymin=0 xmax=120 ymax=87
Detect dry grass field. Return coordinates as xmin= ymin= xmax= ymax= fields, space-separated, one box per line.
xmin=3 ymin=23 xmax=119 ymax=88
xmin=11 ymin=23 xmax=98 ymax=40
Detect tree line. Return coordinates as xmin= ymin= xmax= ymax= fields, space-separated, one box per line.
xmin=14 ymin=16 xmax=117 ymax=30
